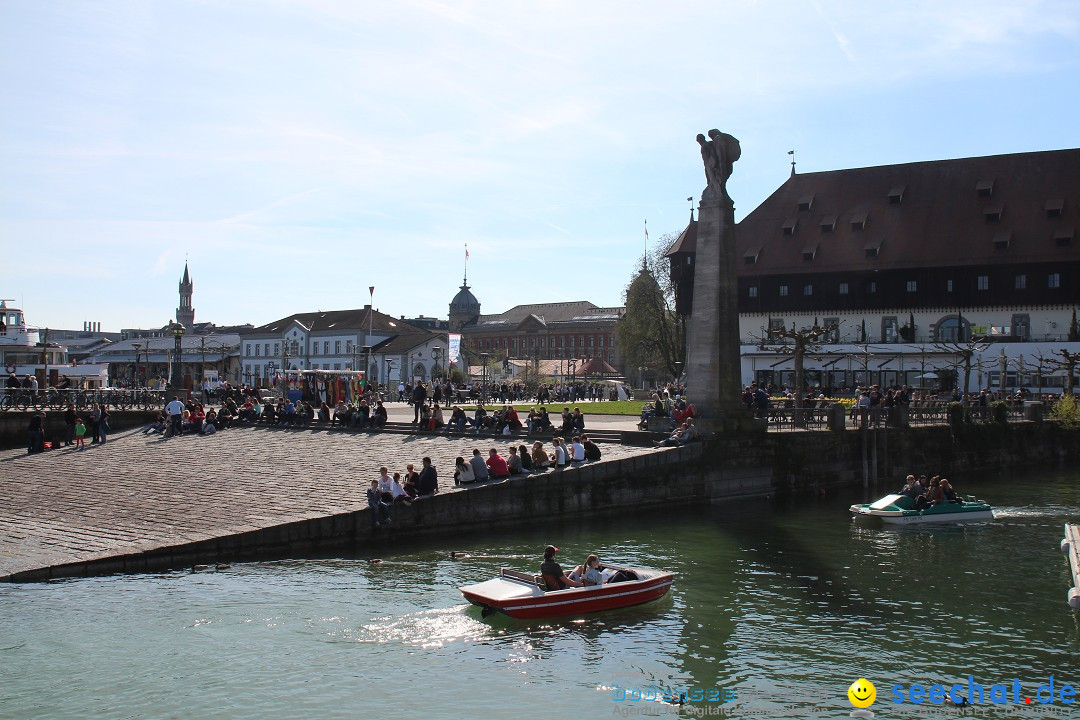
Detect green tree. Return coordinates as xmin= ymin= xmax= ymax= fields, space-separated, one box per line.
xmin=615 ymin=234 xmax=686 ymax=381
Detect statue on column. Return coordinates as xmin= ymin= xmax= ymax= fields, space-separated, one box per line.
xmin=696 ymin=129 xmax=742 ymax=206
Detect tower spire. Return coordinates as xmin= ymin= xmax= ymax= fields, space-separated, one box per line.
xmin=788 ymin=149 xmax=796 ymax=177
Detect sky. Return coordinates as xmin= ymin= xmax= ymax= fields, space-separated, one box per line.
xmin=1 ymin=0 xmax=1078 ymax=333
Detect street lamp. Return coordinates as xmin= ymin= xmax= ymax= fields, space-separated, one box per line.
xmin=171 ymin=323 xmax=186 ymax=393
xmin=431 ymin=346 xmax=443 ymax=380
xmin=479 ymin=352 xmax=490 ymax=399
xmin=385 ymin=358 xmax=394 ymax=394
xmin=361 ymin=345 xmax=372 ymax=388
xmin=133 ymin=342 xmax=142 ymax=388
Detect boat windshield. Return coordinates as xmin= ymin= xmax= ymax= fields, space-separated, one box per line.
xmin=869 ymin=494 xmax=909 ymax=510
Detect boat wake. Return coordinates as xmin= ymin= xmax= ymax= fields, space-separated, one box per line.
xmin=333 ymin=606 xmax=492 ymax=649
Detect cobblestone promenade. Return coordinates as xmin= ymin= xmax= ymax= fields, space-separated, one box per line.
xmin=0 ymin=423 xmax=654 ymax=581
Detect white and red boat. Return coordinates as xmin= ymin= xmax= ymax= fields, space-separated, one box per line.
xmin=460 ymin=565 xmax=674 ymax=619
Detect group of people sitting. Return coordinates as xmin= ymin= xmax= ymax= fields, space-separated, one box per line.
xmin=638 ymin=391 xmax=696 ymax=430
xmin=422 ymin=404 xmax=587 ymax=438
xmin=653 ymin=418 xmax=702 ymax=447
xmin=147 ymin=398 xmax=233 ymax=437
xmin=899 ymin=473 xmax=962 ymax=509
xmin=366 ymin=459 xmax=440 ymax=528
xmin=451 ymin=436 xmax=602 ymax=484
xmin=330 ymin=399 xmax=388 ymax=429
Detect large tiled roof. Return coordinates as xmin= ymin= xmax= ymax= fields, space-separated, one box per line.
xmin=735 ymin=148 xmax=1080 ymax=276
xmin=471 ymin=301 xmax=623 ymax=329
xmin=246 ymin=308 xmax=427 ymax=335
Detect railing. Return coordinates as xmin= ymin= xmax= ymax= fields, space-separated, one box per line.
xmin=756 ymin=402 xmax=1035 ymax=431
xmin=0 ymin=388 xmax=167 ymax=412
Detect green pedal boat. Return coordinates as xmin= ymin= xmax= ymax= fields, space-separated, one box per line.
xmin=850 ymin=493 xmax=995 ymax=525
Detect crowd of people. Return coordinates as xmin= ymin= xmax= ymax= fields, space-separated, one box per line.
xmin=400 ymin=378 xmax=624 ymax=406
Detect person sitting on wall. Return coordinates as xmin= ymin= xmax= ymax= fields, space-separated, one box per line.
xmin=447 ymin=406 xmax=468 ymax=433
xmin=581 ymin=435 xmax=602 ymax=461
xmin=486 ymin=447 xmax=510 ymax=480
xmin=416 ymin=456 xmax=439 ymax=496
xmin=370 ymin=401 xmax=387 ymax=429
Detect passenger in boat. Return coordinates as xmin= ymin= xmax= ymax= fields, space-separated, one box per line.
xmin=540 ymin=545 xmax=582 ymax=590
xmin=899 ymin=475 xmax=918 ymax=497
xmin=941 ymin=479 xmax=961 ymax=504
xmin=915 ymin=476 xmax=944 ymax=509
xmin=582 ymin=555 xmax=604 ymax=586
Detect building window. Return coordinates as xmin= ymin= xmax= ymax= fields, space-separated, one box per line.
xmin=272 ymin=343 xmax=279 ymax=357
xmin=838 ymin=282 xmax=849 ymax=295
xmin=906 ymin=281 xmax=917 ymax=292
xmin=245 ymin=344 xmax=251 ymax=356
xmin=1015 ymin=274 xmax=1026 ymax=289
xmin=579 ymin=336 xmax=584 ymax=347
xmin=346 ymin=340 xmax=353 ymax=354
xmin=334 ymin=363 xmax=341 ymax=370
xmin=335 ymin=340 xmax=341 ymax=354
xmin=1012 ymin=314 xmax=1030 ymax=341
xmin=255 ymin=344 xmax=261 ymax=357
xmin=946 ymin=279 xmax=953 ymax=292
xmin=977 ymin=275 xmax=989 ymax=290
xmin=599 ymin=336 xmax=605 ymax=347
xmin=324 ymin=341 xmax=330 ymax=354
xmin=779 ymin=285 xmax=788 ymax=297
xmin=312 ymin=342 xmax=319 ymax=355
xmin=868 ymin=281 xmax=877 ymax=294
xmin=264 ymin=343 xmax=270 ymax=356
xmin=803 ymin=284 xmax=813 ymax=296
xmin=748 ymin=286 xmax=758 ymax=298
xmin=935 ymin=316 xmax=969 ymax=342
xmin=589 ymin=336 xmax=595 ymax=347
xmin=882 ymin=317 xmax=899 ymax=343
xmin=1049 ymin=273 xmax=1060 ymax=288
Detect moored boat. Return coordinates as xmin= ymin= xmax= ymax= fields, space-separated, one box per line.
xmin=460 ymin=565 xmax=674 ymax=619
xmin=850 ymin=493 xmax=994 ymax=525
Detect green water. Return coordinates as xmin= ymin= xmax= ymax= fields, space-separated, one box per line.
xmin=2 ymin=467 xmax=1078 ymax=719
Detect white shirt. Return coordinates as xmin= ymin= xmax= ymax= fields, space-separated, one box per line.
xmin=165 ymin=399 xmax=185 ymax=416
xmin=554 ymin=444 xmax=567 ymax=466
xmin=377 ymin=474 xmax=393 ymax=494
xmin=391 ymin=479 xmax=409 ymax=499
xmin=571 ymin=441 xmax=586 ymax=461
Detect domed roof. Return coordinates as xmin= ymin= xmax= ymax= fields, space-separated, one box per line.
xmin=449 ymin=279 xmax=480 ymax=310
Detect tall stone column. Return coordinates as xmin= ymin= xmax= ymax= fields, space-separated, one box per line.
xmin=685 ymin=129 xmax=747 ymax=432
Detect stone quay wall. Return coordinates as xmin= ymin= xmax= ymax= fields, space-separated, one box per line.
xmin=6 ymin=421 xmax=1078 ymax=581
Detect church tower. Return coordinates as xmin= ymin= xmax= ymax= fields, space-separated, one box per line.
xmin=176 ymin=263 xmax=195 ymax=327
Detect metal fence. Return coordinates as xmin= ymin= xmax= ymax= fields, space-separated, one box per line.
xmin=0 ymin=388 xmax=167 ymax=412
xmin=758 ymin=402 xmax=1031 ymax=432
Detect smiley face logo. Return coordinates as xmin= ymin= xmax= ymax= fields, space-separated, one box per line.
xmin=848 ymin=679 xmax=876 ymax=708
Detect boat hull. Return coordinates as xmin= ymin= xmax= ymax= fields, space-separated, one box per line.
xmin=850 ymin=493 xmax=995 ymax=525
xmin=461 ymin=567 xmax=674 ymax=619
xmin=852 ymin=507 xmax=996 ymax=525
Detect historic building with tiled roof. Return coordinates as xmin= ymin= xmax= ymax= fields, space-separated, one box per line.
xmin=671 ymin=148 xmax=1080 ymax=393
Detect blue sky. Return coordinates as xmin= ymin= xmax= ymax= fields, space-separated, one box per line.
xmin=2 ymin=0 xmax=1078 ymax=332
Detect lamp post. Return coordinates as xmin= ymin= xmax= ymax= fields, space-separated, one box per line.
xmin=479 ymin=352 xmax=489 ymax=400
xmin=569 ymin=358 xmax=577 ymax=390
xmin=133 ymin=342 xmax=142 ymax=388
xmin=361 ymin=345 xmax=372 ymax=389
xmin=171 ymin=323 xmax=186 ymax=394
xmin=999 ymin=348 xmax=1007 ymax=399
xmin=385 ymin=358 xmax=394 ymax=395
xmin=431 ymin=346 xmax=443 ymax=380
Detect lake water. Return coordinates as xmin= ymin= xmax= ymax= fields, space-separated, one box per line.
xmin=2 ymin=466 xmax=1078 ymax=719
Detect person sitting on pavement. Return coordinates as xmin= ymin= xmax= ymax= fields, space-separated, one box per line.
xmin=370 ymin=401 xmax=388 ymax=429
xmin=351 ymin=401 xmax=370 ymax=429
xmin=518 ymin=444 xmax=534 ymax=473
xmin=472 ymin=404 xmax=489 ymax=432
xmin=531 ymin=441 xmax=550 ymax=470
xmin=539 ymin=545 xmax=582 ymax=590
xmin=454 ymin=456 xmax=475 ymax=485
xmin=333 ymin=400 xmax=349 ymax=426
xmin=430 ymin=403 xmax=445 ymax=430
xmin=390 ymin=473 xmax=413 ymax=504
xmin=486 ymin=447 xmax=510 ymax=480
xmin=469 ymin=448 xmax=490 ymax=482
xmin=417 ymin=456 xmax=439 ymax=496
xmin=581 ymin=434 xmax=602 ymax=461
xmin=317 ymin=402 xmax=331 ymax=423
xmin=570 ymin=436 xmax=586 ymax=463
xmin=144 ymin=411 xmax=168 ymax=435
xmin=559 ymin=408 xmax=574 ymax=437
xmin=447 ymin=406 xmax=468 ymax=433
xmin=367 ymin=479 xmax=392 ymax=528
xmin=551 ymin=437 xmax=569 ymax=468
xmin=502 ymin=405 xmax=522 ymax=434
xmin=571 ymin=408 xmax=585 ymax=434
xmin=507 ymin=445 xmax=525 ymax=475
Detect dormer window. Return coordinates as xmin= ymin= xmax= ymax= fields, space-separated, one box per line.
xmin=743 ymin=246 xmax=762 ymax=264
xmin=1045 ymin=199 xmax=1064 ymax=218
xmin=863 ymin=237 xmax=883 ymax=258
xmin=993 ymin=231 xmax=1011 ymax=251
xmin=976 ymin=179 xmax=994 ymax=198
xmin=888 ymin=185 xmax=906 ymax=204
xmin=850 ymin=210 xmax=868 ymax=231
xmin=820 ymin=215 xmax=836 ymax=233
xmin=782 ymin=217 xmax=798 ymax=236
xmin=1055 ymin=228 xmax=1074 ymax=247
xmin=802 ymin=242 xmax=818 ymax=262
xmin=983 ymin=204 xmax=1003 ymax=222
xmin=797 ymin=194 xmax=814 ymax=212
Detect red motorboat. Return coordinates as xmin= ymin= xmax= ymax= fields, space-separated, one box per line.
xmin=459 ymin=565 xmax=674 ymax=620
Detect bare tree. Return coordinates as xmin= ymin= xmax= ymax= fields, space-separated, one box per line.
xmin=1037 ymin=348 xmax=1079 ymax=396
xmin=933 ymin=337 xmax=991 ymax=397
xmin=751 ymin=321 xmax=838 ymax=426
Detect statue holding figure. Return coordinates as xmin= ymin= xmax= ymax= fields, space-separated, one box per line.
xmin=697 ymin=129 xmax=741 ymax=206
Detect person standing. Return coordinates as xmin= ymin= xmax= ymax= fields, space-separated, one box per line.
xmin=98 ymin=404 xmax=110 ymax=444
xmin=88 ymin=404 xmax=101 ymax=445
xmin=74 ymin=417 xmax=87 ymax=450
xmin=64 ymin=403 xmax=76 ymax=446
xmin=27 ymin=411 xmax=45 ymax=454
xmin=412 ymin=382 xmax=428 ymax=423
xmin=165 ymin=396 xmax=186 ymax=437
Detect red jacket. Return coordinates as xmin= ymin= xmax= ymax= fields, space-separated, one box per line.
xmin=486 ymin=454 xmax=509 ymax=477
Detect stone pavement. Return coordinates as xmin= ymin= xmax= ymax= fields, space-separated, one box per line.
xmin=0 ymin=422 xmax=655 ymax=581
